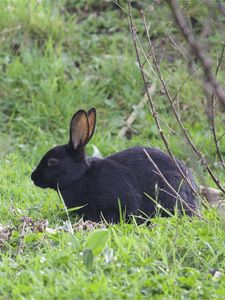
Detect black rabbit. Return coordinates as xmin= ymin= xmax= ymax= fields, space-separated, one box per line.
xmin=31 ymin=108 xmax=197 ymax=223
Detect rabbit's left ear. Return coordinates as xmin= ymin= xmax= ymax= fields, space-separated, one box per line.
xmin=86 ymin=108 xmax=96 ymax=143
xmin=70 ymin=110 xmax=89 ymax=150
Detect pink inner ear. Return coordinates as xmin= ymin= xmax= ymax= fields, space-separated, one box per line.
xmin=87 ymin=109 xmax=96 ymax=140
xmin=71 ymin=112 xmax=89 ymax=150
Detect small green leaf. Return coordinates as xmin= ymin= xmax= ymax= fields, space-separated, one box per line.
xmin=84 ymin=229 xmax=109 ymax=256
xmin=83 ymin=249 xmax=94 ymax=269
xmin=66 ymin=204 xmax=88 ymax=213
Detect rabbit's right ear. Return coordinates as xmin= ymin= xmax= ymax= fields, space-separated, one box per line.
xmin=86 ymin=108 xmax=96 ymax=143
xmin=69 ymin=110 xmax=89 ymax=150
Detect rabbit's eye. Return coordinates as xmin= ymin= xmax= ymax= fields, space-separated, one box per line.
xmin=48 ymin=158 xmax=59 ymax=167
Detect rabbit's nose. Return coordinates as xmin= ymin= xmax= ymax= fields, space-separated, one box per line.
xmin=31 ymin=170 xmax=36 ymax=181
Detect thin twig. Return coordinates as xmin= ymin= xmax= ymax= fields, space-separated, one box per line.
xmin=167 ymin=34 xmax=209 ymax=97
xmin=118 ymin=83 xmax=156 ymax=138
xmin=143 ymin=149 xmax=202 ymax=219
xmin=114 ymin=0 xmax=129 ymax=15
xmin=18 ymin=217 xmax=33 ymax=255
xmin=155 ymin=116 xmax=189 ymax=145
xmin=128 ymin=2 xmax=198 ymax=196
xmin=217 ymin=1 xmax=225 ymax=16
xmin=168 ymin=0 xmax=225 ymax=109
xmin=172 ymin=64 xmax=202 ymax=101
xmin=127 ymin=127 xmax=169 ymax=155
xmin=201 ymin=0 xmax=225 ymax=17
xmin=210 ymin=43 xmax=225 ymax=169
xmin=136 ymin=10 xmax=199 ymax=195
xmin=141 ymin=10 xmax=225 ymax=194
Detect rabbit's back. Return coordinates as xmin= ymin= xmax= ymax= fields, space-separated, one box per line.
xmin=108 ymin=147 xmax=182 ymax=170
xmin=108 ymin=147 xmax=193 ymax=182
xmin=107 ymin=147 xmax=197 ymax=216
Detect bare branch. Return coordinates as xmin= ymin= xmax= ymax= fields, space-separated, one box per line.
xmin=217 ymin=1 xmax=225 ymax=16
xmin=127 ymin=1 xmax=198 ymax=196
xmin=210 ymin=43 xmax=225 ymax=169
xmin=143 ymin=149 xmax=202 ymax=219
xmin=167 ymin=34 xmax=209 ymax=95
xmin=168 ymin=0 xmax=225 ymax=110
xmin=141 ymin=9 xmax=225 ymax=194
xmin=202 ymin=0 xmax=225 ymax=17
xmin=118 ymin=83 xmax=156 ymax=138
xmin=172 ymin=64 xmax=202 ymax=101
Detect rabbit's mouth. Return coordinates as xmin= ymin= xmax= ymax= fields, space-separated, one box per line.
xmin=31 ymin=171 xmax=49 ymax=189
xmin=31 ymin=177 xmax=48 ymax=189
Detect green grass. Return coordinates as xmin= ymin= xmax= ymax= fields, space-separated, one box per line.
xmin=0 ymin=0 xmax=225 ymax=299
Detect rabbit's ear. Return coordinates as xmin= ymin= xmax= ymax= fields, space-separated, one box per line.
xmin=86 ymin=108 xmax=96 ymax=143
xmin=70 ymin=110 xmax=89 ymax=150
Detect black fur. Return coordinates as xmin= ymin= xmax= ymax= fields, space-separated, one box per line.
xmin=31 ymin=108 xmax=197 ymax=223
